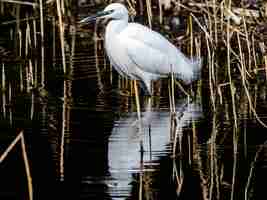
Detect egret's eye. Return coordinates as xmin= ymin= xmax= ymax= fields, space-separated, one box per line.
xmin=107 ymin=9 xmax=114 ymax=14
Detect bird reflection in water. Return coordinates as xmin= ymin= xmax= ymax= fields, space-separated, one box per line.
xmin=106 ymin=97 xmax=202 ymax=199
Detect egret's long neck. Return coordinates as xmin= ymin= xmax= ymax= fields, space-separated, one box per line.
xmin=105 ymin=18 xmax=128 ymax=37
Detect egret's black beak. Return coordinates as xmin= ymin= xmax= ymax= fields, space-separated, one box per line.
xmin=79 ymin=10 xmax=113 ymax=24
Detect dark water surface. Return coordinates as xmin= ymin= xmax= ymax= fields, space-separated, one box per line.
xmin=1 ymin=74 xmax=267 ymax=200
xmin=0 ymin=72 xmax=203 ymax=199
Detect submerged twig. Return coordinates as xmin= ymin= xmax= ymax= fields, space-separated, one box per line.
xmin=1 ymin=0 xmax=38 ymax=7
xmin=0 ymin=131 xmax=33 ymax=200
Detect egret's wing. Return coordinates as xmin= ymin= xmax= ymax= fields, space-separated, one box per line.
xmin=120 ymin=23 xmax=198 ymax=82
xmin=120 ymin=23 xmax=173 ymax=75
xmin=121 ymin=23 xmax=174 ymax=53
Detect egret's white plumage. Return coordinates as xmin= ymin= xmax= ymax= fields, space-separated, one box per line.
xmin=80 ymin=3 xmax=201 ymax=94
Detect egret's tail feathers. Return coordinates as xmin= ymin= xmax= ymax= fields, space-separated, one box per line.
xmin=175 ymin=57 xmax=202 ymax=84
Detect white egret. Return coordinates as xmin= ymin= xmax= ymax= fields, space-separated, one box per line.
xmin=79 ymin=3 xmax=201 ymax=95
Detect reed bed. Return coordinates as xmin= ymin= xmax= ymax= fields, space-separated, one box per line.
xmin=0 ymin=0 xmax=267 ymax=199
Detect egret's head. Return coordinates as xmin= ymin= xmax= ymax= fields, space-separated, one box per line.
xmin=79 ymin=3 xmax=128 ymax=24
xmin=103 ymin=3 xmax=128 ymax=20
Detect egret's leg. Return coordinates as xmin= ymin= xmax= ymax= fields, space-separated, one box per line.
xmin=169 ymin=73 xmax=177 ymax=141
xmin=168 ymin=73 xmax=176 ymax=114
xmin=139 ymin=80 xmax=152 ymax=97
xmin=171 ymin=72 xmax=176 ymax=113
xmin=143 ymin=96 xmax=152 ymax=123
xmin=134 ymin=80 xmax=142 ymax=132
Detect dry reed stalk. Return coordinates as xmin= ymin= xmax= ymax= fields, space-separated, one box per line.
xmin=55 ymin=0 xmax=67 ymax=181
xmin=1 ymin=64 xmax=5 ymax=92
xmin=8 ymin=83 xmax=12 ymax=124
xmin=196 ymin=153 xmax=209 ymax=200
xmin=237 ymin=33 xmax=267 ymax=128
xmin=251 ymin=34 xmax=258 ymax=74
xmin=56 ymin=0 xmax=66 ymax=74
xmin=17 ymin=21 xmax=23 ymax=90
xmin=264 ymin=55 xmax=267 ymax=81
xmin=26 ymin=66 xmax=30 ymax=93
xmin=25 ymin=18 xmax=30 ymax=55
xmin=59 ymin=25 xmax=75 ymax=180
xmin=204 ymin=0 xmax=212 ymax=39
xmin=208 ymin=114 xmax=220 ymax=200
xmin=220 ymin=2 xmax=224 ymax=33
xmin=225 ymin=1 xmax=238 ymax=199
xmin=70 ymin=25 xmax=76 ymax=79
xmin=244 ymin=139 xmax=267 ymax=199
xmin=243 ymin=17 xmax=252 ymax=72
xmin=171 ymin=72 xmax=175 ymax=113
xmin=175 ymin=80 xmax=190 ymax=97
xmin=19 ymin=65 xmax=23 ymax=92
xmin=189 ymin=15 xmax=193 ymax=58
xmin=18 ymin=28 xmax=24 ymax=91
xmin=56 ymin=1 xmax=71 ymax=181
xmin=60 ymin=81 xmax=66 ymax=181
xmin=177 ymin=126 xmax=185 ymax=196
xmin=29 ymin=60 xmax=33 ymax=89
xmin=195 ymin=36 xmax=202 ymax=98
xmin=173 ymin=159 xmax=183 ymax=196
xmin=187 ymin=133 xmax=191 ymax=165
xmin=252 ymin=84 xmax=257 ymax=117
xmin=171 ymin=113 xmax=181 ymax=159
xmin=61 ymin=0 xmax=64 ymax=14
xmin=208 ymin=127 xmax=215 ymax=200
xmin=118 ymin=76 xmax=121 ymax=91
xmin=109 ymin=59 xmax=113 ymax=84
xmin=145 ymin=0 xmax=152 ymax=28
xmin=94 ymin=22 xmax=104 ymax=93
xmin=26 ymin=16 xmax=34 ymax=91
xmin=52 ymin=17 xmax=56 ymax=68
xmin=188 ymin=106 xmax=209 ymax=200
xmin=126 ymin=0 xmax=136 ymax=16
xmin=217 ymin=82 xmax=230 ymax=104
xmin=168 ymin=83 xmax=174 ymax=140
xmin=33 ymin=19 xmax=37 ymax=48
xmin=158 ymin=0 xmax=163 ymax=24
xmin=1 ymin=17 xmax=39 ymax=25
xmin=31 ymin=92 xmax=34 ymax=120
xmin=134 ymin=80 xmax=142 ymax=126
xmin=0 ymin=131 xmax=33 ymax=200
xmin=191 ymin=13 xmax=213 ymax=43
xmin=39 ymin=0 xmax=45 ymax=87
xmin=206 ymin=35 xmax=215 ymax=111
xmin=1 ymin=0 xmax=37 ymax=7
xmin=212 ymin=0 xmax=218 ymax=44
xmin=33 ymin=19 xmax=38 ymax=86
xmin=2 ymin=64 xmax=6 ymax=118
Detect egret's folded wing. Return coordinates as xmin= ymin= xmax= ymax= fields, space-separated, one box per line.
xmin=120 ymin=24 xmax=174 ymax=75
xmin=121 ymin=23 xmax=173 ymax=52
xmin=123 ymin=39 xmax=171 ymax=75
xmin=120 ymin=22 xmax=201 ymax=83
